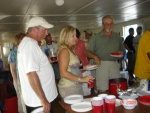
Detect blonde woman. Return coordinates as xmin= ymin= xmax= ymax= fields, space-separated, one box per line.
xmin=8 ymin=33 xmax=25 ymax=93
xmin=8 ymin=33 xmax=26 ymax=113
xmin=58 ymin=26 xmax=94 ymax=98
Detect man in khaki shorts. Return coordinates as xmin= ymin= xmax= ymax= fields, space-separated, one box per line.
xmin=85 ymin=15 xmax=125 ymax=93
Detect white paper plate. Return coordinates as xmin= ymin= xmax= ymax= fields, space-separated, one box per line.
xmin=115 ymin=99 xmax=121 ymax=107
xmin=83 ymin=65 xmax=99 ymax=71
xmin=71 ymin=102 xmax=92 ymax=112
xmin=64 ymin=95 xmax=83 ymax=104
xmin=110 ymin=54 xmax=123 ymax=58
xmin=118 ymin=94 xmax=138 ymax=100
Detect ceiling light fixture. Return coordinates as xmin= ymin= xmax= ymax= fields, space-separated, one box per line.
xmin=55 ymin=0 xmax=64 ymax=6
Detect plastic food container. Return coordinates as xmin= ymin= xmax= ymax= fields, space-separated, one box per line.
xmin=121 ymin=99 xmax=137 ymax=110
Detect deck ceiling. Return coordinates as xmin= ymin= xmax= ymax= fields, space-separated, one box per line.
xmin=0 ymin=0 xmax=150 ymax=41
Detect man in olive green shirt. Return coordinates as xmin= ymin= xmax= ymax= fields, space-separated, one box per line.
xmin=85 ymin=15 xmax=125 ymax=93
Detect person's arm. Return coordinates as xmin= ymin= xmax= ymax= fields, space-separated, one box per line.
xmin=84 ymin=41 xmax=88 ymax=48
xmin=9 ymin=62 xmax=18 ymax=90
xmin=58 ymin=48 xmax=94 ymax=83
xmin=27 ymin=71 xmax=50 ymax=113
xmin=85 ymin=50 xmax=101 ymax=65
xmin=147 ymin=52 xmax=150 ymax=59
xmin=123 ymin=43 xmax=133 ymax=53
xmin=85 ymin=37 xmax=101 ymax=65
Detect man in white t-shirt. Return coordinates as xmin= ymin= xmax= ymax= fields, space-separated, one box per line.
xmin=17 ymin=17 xmax=58 ymax=113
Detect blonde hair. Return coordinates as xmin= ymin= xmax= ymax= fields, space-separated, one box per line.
xmin=58 ymin=26 xmax=75 ymax=48
xmin=13 ymin=33 xmax=26 ymax=46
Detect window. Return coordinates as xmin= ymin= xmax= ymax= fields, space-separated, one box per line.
xmin=3 ymin=42 xmax=10 ymax=57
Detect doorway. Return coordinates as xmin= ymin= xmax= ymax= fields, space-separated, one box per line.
xmin=123 ymin=24 xmax=138 ymax=39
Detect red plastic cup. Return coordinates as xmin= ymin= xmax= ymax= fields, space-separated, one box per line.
xmin=92 ymin=106 xmax=103 ymax=113
xmin=49 ymin=50 xmax=57 ymax=62
xmin=106 ymin=102 xmax=115 ymax=113
xmin=91 ymin=97 xmax=103 ymax=113
xmin=50 ymin=56 xmax=57 ymax=62
xmin=105 ymin=95 xmax=116 ymax=113
xmin=98 ymin=94 xmax=108 ymax=111
xmin=88 ymin=80 xmax=94 ymax=88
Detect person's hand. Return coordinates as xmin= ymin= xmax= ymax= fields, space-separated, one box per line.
xmin=82 ymin=75 xmax=94 ymax=83
xmin=48 ymin=56 xmax=56 ymax=63
xmin=118 ymin=51 xmax=124 ymax=55
xmin=93 ymin=56 xmax=101 ymax=65
xmin=118 ymin=51 xmax=124 ymax=58
xmin=128 ymin=50 xmax=133 ymax=53
xmin=85 ymin=64 xmax=91 ymax=66
xmin=41 ymin=99 xmax=50 ymax=113
xmin=83 ymin=64 xmax=91 ymax=69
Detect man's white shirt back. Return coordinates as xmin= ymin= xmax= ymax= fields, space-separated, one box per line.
xmin=17 ymin=37 xmax=58 ymax=107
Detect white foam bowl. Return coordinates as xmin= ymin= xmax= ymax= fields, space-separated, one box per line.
xmin=121 ymin=99 xmax=137 ymax=110
xmin=123 ymin=104 xmax=136 ymax=110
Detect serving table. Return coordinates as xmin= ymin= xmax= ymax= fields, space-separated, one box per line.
xmin=59 ymin=94 xmax=150 ymax=113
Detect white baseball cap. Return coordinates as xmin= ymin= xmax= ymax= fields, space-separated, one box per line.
xmin=27 ymin=17 xmax=54 ymax=29
xmin=84 ymin=29 xmax=92 ymax=35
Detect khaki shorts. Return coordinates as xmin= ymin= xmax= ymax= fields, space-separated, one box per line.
xmin=96 ymin=61 xmax=121 ymax=90
xmin=58 ymin=84 xmax=83 ymax=99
